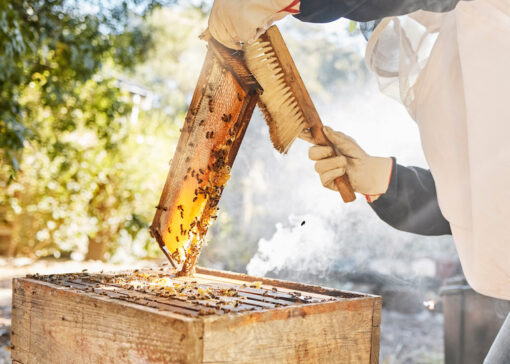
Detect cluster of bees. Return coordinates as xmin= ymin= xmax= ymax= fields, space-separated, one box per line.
xmin=96 ymin=271 xmax=259 ymax=312
xmin=170 ymin=148 xmax=232 ymax=276
xmin=26 ymin=269 xmax=333 ymax=317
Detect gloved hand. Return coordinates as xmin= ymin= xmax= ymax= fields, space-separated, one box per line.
xmin=208 ymin=0 xmax=300 ymax=50
xmin=301 ymin=126 xmax=393 ymax=202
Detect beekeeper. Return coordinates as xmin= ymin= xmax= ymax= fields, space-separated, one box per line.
xmin=209 ymin=0 xmax=510 ymax=362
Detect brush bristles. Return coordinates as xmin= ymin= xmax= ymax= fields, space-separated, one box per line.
xmin=245 ymin=39 xmax=307 ymax=153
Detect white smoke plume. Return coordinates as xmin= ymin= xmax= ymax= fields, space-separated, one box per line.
xmin=247 ymin=214 xmax=337 ymax=277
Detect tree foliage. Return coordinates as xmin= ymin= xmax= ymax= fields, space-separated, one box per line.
xmin=0 ymin=0 xmax=172 ymax=171
xmin=0 ymin=0 xmax=191 ymax=260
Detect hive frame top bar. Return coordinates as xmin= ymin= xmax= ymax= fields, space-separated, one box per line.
xmin=21 ymin=266 xmax=379 ymax=320
xmin=195 ymin=267 xmax=377 ymax=299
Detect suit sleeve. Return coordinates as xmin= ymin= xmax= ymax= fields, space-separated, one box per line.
xmin=295 ymin=0 xmax=463 ymax=23
xmin=369 ymin=158 xmax=452 ymax=236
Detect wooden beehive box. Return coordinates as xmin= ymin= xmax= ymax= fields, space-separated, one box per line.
xmin=11 ymin=267 xmax=381 ymax=364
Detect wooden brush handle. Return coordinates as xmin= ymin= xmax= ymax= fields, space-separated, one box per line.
xmin=310 ymin=125 xmax=356 ymax=202
xmin=264 ymin=26 xmax=356 ymax=203
xmin=199 ymin=29 xmax=212 ymax=42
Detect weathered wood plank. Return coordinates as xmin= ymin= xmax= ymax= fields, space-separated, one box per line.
xmin=370 ymin=297 xmax=382 ymax=364
xmin=196 ymin=267 xmax=373 ymax=299
xmin=11 ymin=278 xmax=203 ymax=364
xmin=202 ymin=298 xmax=376 ymax=363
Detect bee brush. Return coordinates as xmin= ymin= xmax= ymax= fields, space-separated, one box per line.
xmin=244 ymin=26 xmax=356 ymax=202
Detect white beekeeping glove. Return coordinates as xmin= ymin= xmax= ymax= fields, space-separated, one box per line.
xmin=302 ymin=126 xmax=393 ymax=202
xmin=208 ymin=0 xmax=300 ymax=50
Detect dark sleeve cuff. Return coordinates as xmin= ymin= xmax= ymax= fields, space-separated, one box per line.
xmin=369 ymin=157 xmax=452 ymax=236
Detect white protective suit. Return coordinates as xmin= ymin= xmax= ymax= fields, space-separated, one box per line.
xmin=365 ymin=0 xmax=510 ymax=299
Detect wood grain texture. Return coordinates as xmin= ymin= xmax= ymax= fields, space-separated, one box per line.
xmin=11 ymin=269 xmax=381 ymax=364
xmin=203 ymin=298 xmax=376 ymax=363
xmin=262 ymin=26 xmax=356 ymax=203
xmin=370 ymin=297 xmax=382 ymax=364
xmin=196 ymin=267 xmax=373 ymax=299
xmin=11 ymin=278 xmax=203 ymax=364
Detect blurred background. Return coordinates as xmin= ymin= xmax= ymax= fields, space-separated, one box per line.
xmin=0 ymin=1 xmax=469 ymax=363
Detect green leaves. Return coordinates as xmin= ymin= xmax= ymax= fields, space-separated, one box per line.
xmin=0 ymin=2 xmax=196 ymax=260
xmin=0 ymin=0 xmax=174 ymax=170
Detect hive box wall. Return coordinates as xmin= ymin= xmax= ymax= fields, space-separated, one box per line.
xmin=11 ymin=269 xmax=381 ymax=364
xmin=203 ymin=299 xmax=378 ymax=363
xmin=197 ymin=268 xmax=381 ymax=363
xmin=11 ymin=278 xmax=203 ymax=364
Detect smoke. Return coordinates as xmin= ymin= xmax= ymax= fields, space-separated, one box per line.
xmin=241 ymin=87 xmax=455 ymax=280
xmin=246 ymin=214 xmax=338 ymax=277
xmin=237 ymin=19 xmax=456 ymax=286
